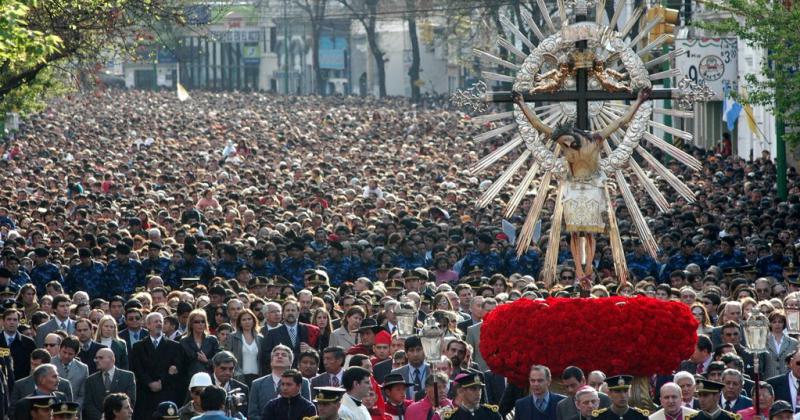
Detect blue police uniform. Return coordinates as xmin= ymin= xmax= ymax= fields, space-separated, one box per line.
xmin=352 ymin=259 xmax=378 ymax=281
xmin=460 ymin=251 xmax=502 ymax=277
xmin=104 ymin=259 xmax=145 ymax=297
xmin=141 ymin=256 xmax=171 ymax=278
xmin=173 ymin=257 xmax=215 ymax=284
xmin=393 ymin=253 xmax=427 ymax=271
xmin=10 ymin=271 xmax=29 ymax=289
xmin=322 ymin=256 xmax=354 ymax=286
xmin=706 ymin=250 xmax=747 ymax=270
xmin=661 ymin=251 xmax=707 ymax=282
xmin=215 ymin=258 xmax=246 ymax=280
xmin=280 ymin=257 xmax=316 ymax=289
xmin=756 ymin=255 xmax=789 ymax=280
xmin=625 ymin=252 xmax=659 ymax=280
xmin=66 ymin=261 xmax=106 ymax=294
xmin=248 ymin=261 xmax=279 ymax=278
xmin=30 ymin=262 xmax=63 ymax=296
xmin=504 ymin=249 xmax=541 ymax=277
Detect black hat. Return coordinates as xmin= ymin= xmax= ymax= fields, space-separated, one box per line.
xmin=0 ymin=285 xmax=17 ymax=297
xmin=273 ymin=276 xmax=292 ymax=287
xmin=184 ymin=245 xmax=198 ymax=256
xmin=0 ymin=268 xmax=10 ymax=278
xmin=26 ymin=395 xmax=55 ymax=410
xmin=695 ymin=379 xmax=724 ymax=394
xmin=787 ymin=275 xmax=800 ymax=286
xmin=147 ymin=242 xmax=162 ymax=250
xmin=329 ymin=241 xmax=344 ymax=251
xmin=313 ymin=386 xmax=346 ymax=403
xmin=251 ymin=249 xmax=267 ymax=259
xmin=377 ymin=265 xmax=392 ymax=273
xmin=477 ymin=233 xmax=494 ymax=244
xmin=307 ymin=270 xmax=329 ymax=285
xmin=357 ymin=318 xmax=384 ymax=333
xmin=236 ymin=265 xmax=251 ymax=275
xmin=78 ymin=248 xmax=91 ymax=258
xmin=454 ymin=372 xmax=484 ymax=388
xmin=605 ymin=375 xmax=634 ymax=391
xmin=385 ymin=279 xmax=403 ymax=291
xmin=116 ymin=243 xmax=131 ymax=255
xmin=180 ymin=277 xmax=200 ymax=288
xmin=769 ymin=401 xmax=794 ymax=419
xmin=249 ymin=277 xmax=269 ymax=288
xmin=51 ymin=401 xmax=79 ymax=415
xmin=33 ymin=248 xmax=50 ymax=258
xmin=286 ymin=242 xmax=305 ymax=252
xmin=381 ymin=373 xmax=413 ymax=389
xmin=153 ymin=401 xmax=180 ymax=419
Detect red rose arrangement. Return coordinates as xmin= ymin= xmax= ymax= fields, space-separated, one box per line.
xmin=480 ymin=296 xmax=698 ymax=387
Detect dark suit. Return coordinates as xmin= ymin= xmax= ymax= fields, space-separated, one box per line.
xmin=261 ymin=323 xmax=312 ymax=369
xmin=130 ymin=335 xmax=183 ymax=420
xmin=78 ymin=341 xmax=107 ymax=375
xmin=179 ymin=335 xmax=220 ymax=380
xmin=767 ymin=373 xmax=793 ymax=406
xmin=373 ymin=358 xmax=393 ymax=384
xmin=720 ymin=395 xmax=752 ymax=412
xmin=457 ymin=318 xmax=477 ymax=334
xmin=83 ymin=368 xmax=136 ymax=420
xmin=9 ymin=377 xmax=72 ymax=418
xmin=212 ymin=376 xmax=249 ymax=417
xmin=555 ymin=392 xmax=611 ymax=420
xmin=0 ymin=332 xmax=35 ymax=382
xmin=484 ymin=370 xmax=507 ymax=405
xmin=515 ymin=392 xmax=566 ymax=420
xmin=107 ymin=338 xmax=130 ymax=370
xmin=119 ymin=328 xmax=148 ymax=354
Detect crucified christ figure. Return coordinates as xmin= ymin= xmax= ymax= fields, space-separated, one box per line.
xmin=511 ymin=88 xmax=651 ymax=286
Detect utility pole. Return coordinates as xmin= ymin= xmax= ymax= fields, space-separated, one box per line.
xmin=283 ymin=0 xmax=290 ymax=95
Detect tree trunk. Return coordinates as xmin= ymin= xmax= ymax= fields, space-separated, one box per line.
xmin=365 ymin=3 xmax=386 ymax=97
xmin=311 ymin=24 xmax=324 ymax=95
xmin=512 ymin=0 xmax=530 ymax=54
xmin=406 ymin=0 xmax=421 ymax=102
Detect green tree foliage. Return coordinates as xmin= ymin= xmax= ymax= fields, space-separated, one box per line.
xmin=701 ymin=0 xmax=800 ymax=145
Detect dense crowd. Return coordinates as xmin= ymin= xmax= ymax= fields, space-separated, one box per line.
xmin=0 ymin=89 xmax=798 ymax=420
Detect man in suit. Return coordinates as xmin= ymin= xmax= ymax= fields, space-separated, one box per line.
xmin=466 ymin=321 xmax=487 ymax=372
xmin=339 ymin=366 xmax=372 ymax=420
xmin=74 ymin=318 xmax=106 ymax=375
xmin=311 ymin=347 xmax=346 ymax=392
xmin=261 ymin=299 xmax=318 ymax=369
xmin=129 ymin=311 xmax=183 ymax=420
xmin=389 ymin=336 xmax=429 ymax=400
xmin=556 ymin=366 xmax=611 ymax=420
xmin=1 ymin=308 xmax=35 ymax=381
xmin=12 ymin=364 xmax=68 ymax=417
xmin=679 ymin=335 xmax=714 ymax=376
xmin=248 ymin=344 xmax=311 ymax=420
xmin=9 ymin=350 xmax=73 ymax=418
xmin=711 ymin=305 xmax=746 ymax=348
xmin=210 ymin=351 xmax=249 ymax=418
xmin=649 ymin=383 xmax=697 ymax=420
xmin=457 ymin=295 xmax=484 ymax=334
xmin=52 ymin=336 xmax=89 ymax=409
xmin=119 ymin=308 xmax=148 ymax=354
xmin=34 ymin=294 xmax=75 ymax=347
xmin=673 ymin=371 xmax=700 ymax=410
xmin=82 ymin=348 xmax=136 ymax=420
xmin=767 ymin=349 xmax=800 ymax=410
xmin=515 ymin=365 xmax=565 ymax=420
xmin=719 ymin=369 xmax=752 ymax=412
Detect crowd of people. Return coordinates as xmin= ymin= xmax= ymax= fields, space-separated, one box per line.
xmin=0 ymin=88 xmax=797 ymax=420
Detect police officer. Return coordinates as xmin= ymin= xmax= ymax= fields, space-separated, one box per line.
xmin=51 ymin=400 xmax=80 ymax=420
xmin=216 ymin=244 xmax=245 ymax=280
xmin=249 ymin=249 xmax=278 ymax=278
xmin=30 ymin=247 xmax=62 ymax=296
xmin=21 ymin=395 xmax=54 ymax=420
xmin=685 ymin=379 xmax=740 ymax=420
xmin=592 ymin=376 xmax=649 ymax=420
xmin=103 ymin=243 xmax=145 ymax=296
xmin=281 ymin=242 xmax=316 ymax=289
xmin=444 ymin=372 xmax=501 ymax=420
xmin=306 ymin=386 xmax=346 ymax=420
xmin=152 ymin=401 xmax=180 ymax=419
xmin=323 ymin=241 xmax=354 ymax=287
xmin=141 ymin=242 xmax=171 ymax=279
xmin=65 ymin=248 xmax=106 ymax=294
xmin=173 ymin=244 xmax=214 ymax=285
xmin=460 ymin=234 xmax=502 ymax=278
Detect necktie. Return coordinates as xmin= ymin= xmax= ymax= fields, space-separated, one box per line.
xmin=64 ymin=363 xmax=70 ymax=376
xmin=103 ymin=371 xmax=111 ymax=390
xmin=274 ymin=378 xmax=280 ymax=393
xmin=412 ymin=368 xmax=421 ymax=392
xmin=696 ymin=363 xmax=703 ymax=374
xmin=153 ymin=338 xmax=159 ymax=349
xmin=331 ymin=375 xmax=339 ymax=387
xmin=724 ymin=401 xmax=732 ymax=412
xmin=288 ymin=326 xmax=297 ymax=347
xmin=60 ymin=321 xmax=67 ymax=331
xmin=6 ymin=335 xmax=12 ymax=346
xmin=536 ymin=398 xmax=546 ymax=412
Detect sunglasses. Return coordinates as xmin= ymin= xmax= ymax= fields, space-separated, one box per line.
xmin=44 ymin=343 xmax=58 ymax=347
xmin=192 ymin=320 xmax=206 ymax=324
xmin=561 ymin=276 xmax=574 ymax=280
xmin=127 ymin=316 xmax=141 ymax=321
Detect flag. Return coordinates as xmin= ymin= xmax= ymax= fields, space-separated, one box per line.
xmin=722 ymin=85 xmax=742 ymax=131
xmin=177 ymin=83 xmax=191 ymax=102
xmin=501 ymin=219 xmax=517 ymax=245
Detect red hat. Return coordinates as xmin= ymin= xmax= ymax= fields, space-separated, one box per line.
xmin=374 ymin=330 xmax=392 ymax=345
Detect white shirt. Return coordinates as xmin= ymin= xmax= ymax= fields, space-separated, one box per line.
xmin=150 ymin=333 xmax=163 ymax=347
xmin=3 ymin=332 xmax=15 ymax=344
xmin=103 ymin=366 xmax=116 ymax=383
xmin=241 ymin=338 xmax=259 ymax=375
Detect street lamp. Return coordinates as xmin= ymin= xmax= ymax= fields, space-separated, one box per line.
xmin=743 ymin=307 xmax=769 ymax=418
xmin=786 ymin=304 xmax=800 ymax=335
xmin=395 ymin=302 xmax=417 ymax=338
xmin=420 ymin=316 xmax=444 ymax=410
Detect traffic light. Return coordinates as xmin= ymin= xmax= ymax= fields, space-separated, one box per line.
xmin=645 ymin=5 xmax=680 ymax=44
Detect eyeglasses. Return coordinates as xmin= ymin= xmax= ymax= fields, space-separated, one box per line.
xmin=127 ymin=316 xmax=141 ymax=321
xmin=192 ymin=320 xmax=206 ymax=324
xmin=561 ymin=276 xmax=574 ymax=280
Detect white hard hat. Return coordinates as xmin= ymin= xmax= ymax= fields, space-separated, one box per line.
xmin=189 ymin=372 xmax=212 ymax=389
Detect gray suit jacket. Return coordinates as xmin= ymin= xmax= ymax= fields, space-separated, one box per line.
xmin=328 ymin=327 xmax=357 ymax=352
xmin=82 ymin=368 xmax=136 ymax=420
xmin=765 ymin=334 xmax=799 ymax=378
xmin=310 ymin=371 xmax=343 ymax=396
xmin=35 ymin=317 xmax=75 ymax=347
xmin=53 ymin=357 xmax=89 ymax=407
xmin=9 ymin=376 xmax=73 ymax=418
xmin=555 ymin=392 xmax=612 ymax=420
xmin=466 ymin=321 xmax=487 ymax=371
xmin=390 ymin=364 xmax=428 ymax=400
xmin=247 ymin=374 xmax=310 ymax=420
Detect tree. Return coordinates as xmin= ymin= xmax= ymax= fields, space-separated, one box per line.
xmin=700 ymin=0 xmax=800 ymax=146
xmin=339 ymin=0 xmax=386 ymax=97
xmin=0 ymin=0 xmax=186 ymax=115
xmin=406 ymin=0 xmax=421 ymax=102
xmin=295 ymin=0 xmax=328 ymax=95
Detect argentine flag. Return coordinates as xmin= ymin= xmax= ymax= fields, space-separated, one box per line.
xmin=722 ymin=85 xmax=742 ymax=131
